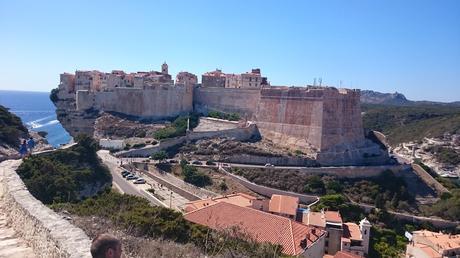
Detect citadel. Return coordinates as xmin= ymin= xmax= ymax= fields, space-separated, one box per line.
xmin=55 ymin=63 xmax=388 ymax=166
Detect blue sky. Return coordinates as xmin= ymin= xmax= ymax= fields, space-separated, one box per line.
xmin=1 ymin=0 xmax=459 ymax=102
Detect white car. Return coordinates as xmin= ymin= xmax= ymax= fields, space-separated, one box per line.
xmin=133 ymin=178 xmax=146 ymax=184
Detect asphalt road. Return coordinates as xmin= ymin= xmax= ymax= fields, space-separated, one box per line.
xmin=98 ymin=150 xmax=163 ymax=206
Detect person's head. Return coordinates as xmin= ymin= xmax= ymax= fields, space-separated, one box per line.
xmin=29 ymin=137 xmax=33 ymax=140
xmin=90 ymin=234 xmax=122 ymax=258
xmin=22 ymin=139 xmax=26 ymax=144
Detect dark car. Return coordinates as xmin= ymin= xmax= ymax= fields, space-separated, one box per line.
xmin=192 ymin=160 xmax=202 ymax=165
xmin=121 ymin=171 xmax=131 ymax=177
xmin=168 ymin=159 xmax=178 ymax=164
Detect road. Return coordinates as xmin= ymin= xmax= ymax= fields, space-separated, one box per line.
xmin=99 ymin=150 xmax=191 ymax=211
xmin=98 ymin=150 xmax=169 ymax=207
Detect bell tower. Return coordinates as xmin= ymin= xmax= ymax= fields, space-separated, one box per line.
xmin=161 ymin=62 xmax=168 ymax=74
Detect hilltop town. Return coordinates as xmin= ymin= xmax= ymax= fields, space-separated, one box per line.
xmin=53 ymin=63 xmax=389 ymax=167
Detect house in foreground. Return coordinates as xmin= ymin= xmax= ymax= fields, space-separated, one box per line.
xmin=406 ymin=230 xmax=460 ymax=258
xmin=184 ymin=201 xmax=326 ymax=257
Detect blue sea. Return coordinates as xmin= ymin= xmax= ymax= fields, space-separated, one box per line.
xmin=0 ymin=90 xmax=71 ymax=147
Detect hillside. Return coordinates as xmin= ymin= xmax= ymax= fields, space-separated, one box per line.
xmin=362 ymin=104 xmax=460 ymax=146
xmin=360 ymin=90 xmax=410 ymax=105
xmin=360 ymin=90 xmax=460 ymax=106
xmin=0 ymin=105 xmax=28 ymax=147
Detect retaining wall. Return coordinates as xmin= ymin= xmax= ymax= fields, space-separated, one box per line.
xmin=221 ymin=168 xmax=319 ymax=204
xmin=118 ymin=124 xmax=260 ymax=157
xmin=0 ymin=159 xmax=91 ymax=258
xmin=132 ymin=165 xmax=201 ymax=201
xmin=411 ymin=164 xmax=450 ymax=194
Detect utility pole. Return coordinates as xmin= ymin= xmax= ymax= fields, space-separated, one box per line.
xmin=169 ymin=191 xmax=173 ymax=209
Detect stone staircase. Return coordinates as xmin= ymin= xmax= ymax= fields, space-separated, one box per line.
xmin=0 ymin=213 xmax=35 ymax=258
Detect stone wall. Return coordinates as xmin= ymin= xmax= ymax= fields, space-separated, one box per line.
xmin=194 ymin=87 xmax=261 ymax=118
xmin=222 ymin=168 xmax=319 ymax=204
xmin=411 ymin=164 xmax=450 ymax=194
xmin=0 ymin=159 xmax=91 ymax=258
xmin=118 ymin=124 xmax=260 ymax=157
xmin=77 ymin=85 xmax=193 ymax=119
xmin=223 ymin=154 xmax=316 ymax=166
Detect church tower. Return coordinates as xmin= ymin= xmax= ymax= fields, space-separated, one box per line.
xmin=161 ymin=62 xmax=168 ymax=74
xmin=359 ymin=218 xmax=371 ymax=255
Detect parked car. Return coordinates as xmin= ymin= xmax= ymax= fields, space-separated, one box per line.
xmin=222 ymin=163 xmax=230 ymax=167
xmin=133 ymin=178 xmax=146 ymax=184
xmin=264 ymin=163 xmax=273 ymax=167
xmin=206 ymin=160 xmax=216 ymax=166
xmin=168 ymin=159 xmax=178 ymax=164
xmin=121 ymin=172 xmax=131 ymax=178
xmin=126 ymin=175 xmax=138 ymax=180
xmin=192 ymin=160 xmax=202 ymax=165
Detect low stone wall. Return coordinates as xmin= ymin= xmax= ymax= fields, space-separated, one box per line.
xmin=132 ymin=166 xmax=201 ymax=201
xmin=411 ymin=164 xmax=450 ymax=194
xmin=118 ymin=124 xmax=260 ymax=157
xmin=224 ymin=154 xmax=316 ymax=166
xmin=0 ymin=159 xmax=91 ymax=258
xmin=117 ymin=136 xmax=187 ymax=157
xmin=222 ymin=168 xmax=319 ymax=204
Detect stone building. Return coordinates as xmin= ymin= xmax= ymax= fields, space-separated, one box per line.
xmin=176 ymin=71 xmax=198 ymax=87
xmin=303 ymin=210 xmax=371 ymax=257
xmin=406 ymin=230 xmax=460 ymax=258
xmin=241 ymin=68 xmax=263 ymax=88
xmin=202 ymin=69 xmax=226 ymax=88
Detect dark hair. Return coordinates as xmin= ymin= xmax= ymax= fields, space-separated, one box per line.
xmin=90 ymin=234 xmax=120 ymax=258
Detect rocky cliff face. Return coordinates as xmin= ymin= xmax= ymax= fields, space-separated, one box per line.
xmin=52 ymin=89 xmax=98 ymax=138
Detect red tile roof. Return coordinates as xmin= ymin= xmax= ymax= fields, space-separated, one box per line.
xmin=343 ymin=223 xmax=362 ymax=241
xmin=325 ymin=211 xmax=343 ymax=224
xmin=184 ymin=193 xmax=257 ymax=213
xmin=269 ymin=194 xmax=299 ymax=216
xmin=184 ymin=202 xmax=325 ymax=256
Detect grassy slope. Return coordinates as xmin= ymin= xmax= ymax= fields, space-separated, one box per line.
xmin=362 ymin=104 xmax=460 ymax=146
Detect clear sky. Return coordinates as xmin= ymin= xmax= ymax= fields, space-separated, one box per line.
xmin=1 ymin=0 xmax=459 ymax=102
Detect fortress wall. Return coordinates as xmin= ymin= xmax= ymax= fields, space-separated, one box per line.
xmin=77 ymin=85 xmax=194 ymax=119
xmin=321 ymin=89 xmax=364 ymax=150
xmin=254 ymin=87 xmax=325 ymax=150
xmin=194 ymin=87 xmax=260 ymax=118
xmin=0 ymin=160 xmax=91 ymax=258
xmin=76 ymin=90 xmax=94 ymax=110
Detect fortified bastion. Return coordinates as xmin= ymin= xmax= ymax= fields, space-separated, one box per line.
xmin=53 ymin=64 xmax=388 ymax=165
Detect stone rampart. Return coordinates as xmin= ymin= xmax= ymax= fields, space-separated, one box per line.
xmin=223 ymin=154 xmax=316 ymax=166
xmin=77 ymin=85 xmax=193 ymax=119
xmin=411 ymin=164 xmax=450 ymax=194
xmin=194 ymin=87 xmax=260 ymax=118
xmin=0 ymin=159 xmax=91 ymax=258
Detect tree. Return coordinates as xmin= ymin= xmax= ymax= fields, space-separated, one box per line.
xmin=151 ymin=151 xmax=168 ymax=161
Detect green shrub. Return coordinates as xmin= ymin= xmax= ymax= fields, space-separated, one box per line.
xmin=17 ymin=134 xmax=111 ymax=204
xmin=50 ymin=88 xmax=59 ymax=103
xmin=182 ymin=165 xmax=212 ymax=187
xmin=151 ymin=150 xmax=168 ymax=160
xmin=0 ymin=105 xmax=28 ymax=146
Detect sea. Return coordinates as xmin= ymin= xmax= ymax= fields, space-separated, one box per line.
xmin=0 ymin=90 xmax=71 ymax=147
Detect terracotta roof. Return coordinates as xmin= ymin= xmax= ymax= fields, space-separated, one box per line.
xmin=414 ymin=243 xmax=442 ymax=258
xmin=184 ymin=193 xmax=257 ymax=213
xmin=184 ymin=202 xmax=325 ymax=256
xmin=343 ymin=223 xmax=362 ymax=241
xmin=269 ymin=194 xmax=299 ymax=216
xmin=325 ymin=211 xmax=343 ymax=224
xmin=413 ymin=230 xmax=460 ymax=252
xmin=306 ymin=211 xmax=326 ymax=228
